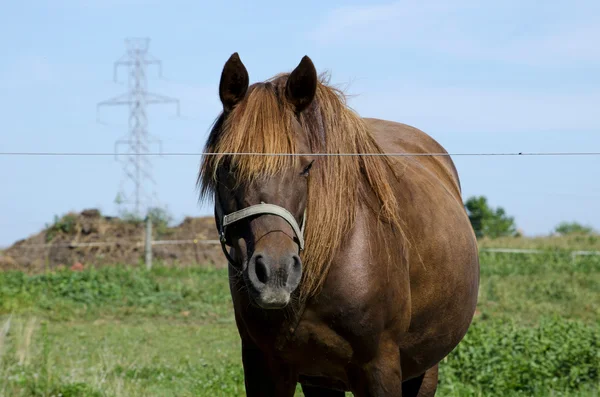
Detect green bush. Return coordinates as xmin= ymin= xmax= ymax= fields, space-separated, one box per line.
xmin=554 ymin=221 xmax=596 ymax=236
xmin=440 ymin=317 xmax=600 ymax=395
xmin=45 ymin=213 xmax=78 ymax=242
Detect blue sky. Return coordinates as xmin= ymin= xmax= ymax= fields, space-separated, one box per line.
xmin=1 ymin=0 xmax=599 ymax=247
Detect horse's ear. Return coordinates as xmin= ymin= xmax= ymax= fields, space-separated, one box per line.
xmin=219 ymin=52 xmax=249 ymax=113
xmin=285 ymin=55 xmax=317 ymax=113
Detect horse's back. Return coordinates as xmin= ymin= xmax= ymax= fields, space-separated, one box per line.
xmin=363 ymin=118 xmax=463 ymax=204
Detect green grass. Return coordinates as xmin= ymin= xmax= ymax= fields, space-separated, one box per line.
xmin=0 ymin=317 xmax=244 ymax=396
xmin=0 ymin=240 xmax=599 ymax=396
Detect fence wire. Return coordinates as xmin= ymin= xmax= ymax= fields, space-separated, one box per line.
xmin=1 ymin=151 xmax=600 ymax=157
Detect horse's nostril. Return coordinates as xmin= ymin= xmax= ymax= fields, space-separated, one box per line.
xmin=284 ymin=255 xmax=302 ymax=288
xmin=254 ymin=256 xmax=269 ymax=284
xmin=292 ymin=255 xmax=302 ymax=273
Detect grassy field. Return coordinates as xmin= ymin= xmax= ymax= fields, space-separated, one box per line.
xmin=0 ymin=237 xmax=599 ymax=396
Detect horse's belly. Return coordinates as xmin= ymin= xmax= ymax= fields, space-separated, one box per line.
xmin=399 ymin=256 xmax=480 ymax=379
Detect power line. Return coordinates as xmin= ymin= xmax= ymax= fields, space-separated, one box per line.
xmin=1 ymin=151 xmax=600 ymax=157
xmin=96 ymin=37 xmax=180 ymax=218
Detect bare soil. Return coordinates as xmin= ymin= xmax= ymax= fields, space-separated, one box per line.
xmin=0 ymin=209 xmax=227 ymax=272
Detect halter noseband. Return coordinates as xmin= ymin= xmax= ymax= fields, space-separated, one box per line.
xmin=214 ymin=191 xmax=307 ymax=267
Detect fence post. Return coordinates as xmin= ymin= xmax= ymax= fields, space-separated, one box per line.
xmin=145 ymin=216 xmax=152 ymax=270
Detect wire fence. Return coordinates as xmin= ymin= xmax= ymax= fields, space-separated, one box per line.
xmin=8 ymin=239 xmax=221 ymax=249
xmin=2 ymin=213 xmax=599 ymax=272
xmin=479 ymin=247 xmax=600 ymax=265
xmin=1 ymin=151 xmax=600 ymax=157
xmin=12 ymin=238 xmax=600 ymax=255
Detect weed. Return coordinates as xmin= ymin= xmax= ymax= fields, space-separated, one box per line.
xmin=45 ymin=214 xmax=78 ymax=242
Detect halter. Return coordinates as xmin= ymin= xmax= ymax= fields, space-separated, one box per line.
xmin=214 ymin=191 xmax=307 ymax=267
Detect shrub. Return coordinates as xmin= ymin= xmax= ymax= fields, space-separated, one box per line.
xmin=440 ymin=317 xmax=600 ymax=395
xmin=554 ymin=222 xmax=596 ymax=236
xmin=45 ymin=213 xmax=78 ymax=242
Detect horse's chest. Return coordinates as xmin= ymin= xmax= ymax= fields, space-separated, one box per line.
xmin=279 ymin=318 xmax=354 ymax=378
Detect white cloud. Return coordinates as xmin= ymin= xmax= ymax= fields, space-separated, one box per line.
xmin=310 ymin=1 xmax=600 ymax=67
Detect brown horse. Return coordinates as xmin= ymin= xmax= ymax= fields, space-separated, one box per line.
xmin=198 ymin=53 xmax=480 ymax=396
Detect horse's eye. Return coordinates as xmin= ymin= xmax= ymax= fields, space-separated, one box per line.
xmin=301 ymin=160 xmax=314 ymax=176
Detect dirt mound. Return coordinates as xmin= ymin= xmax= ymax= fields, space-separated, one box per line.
xmin=0 ymin=209 xmax=227 ymax=272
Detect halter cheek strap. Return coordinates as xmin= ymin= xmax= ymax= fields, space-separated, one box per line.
xmin=214 ymin=192 xmax=307 ymax=267
xmin=214 ymin=204 xmax=239 ymax=267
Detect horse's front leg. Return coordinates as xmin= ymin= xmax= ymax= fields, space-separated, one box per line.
xmin=241 ymin=342 xmax=297 ymax=397
xmin=347 ymin=337 xmax=403 ymax=397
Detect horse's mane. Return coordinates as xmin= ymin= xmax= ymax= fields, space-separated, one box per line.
xmin=198 ymin=73 xmax=408 ymax=300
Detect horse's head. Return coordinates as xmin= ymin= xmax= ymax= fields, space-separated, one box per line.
xmin=206 ymin=53 xmax=319 ymax=309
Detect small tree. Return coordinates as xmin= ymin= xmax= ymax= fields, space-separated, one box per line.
xmin=113 ymin=194 xmax=173 ymax=235
xmin=554 ymin=221 xmax=595 ymax=236
xmin=146 ymin=206 xmax=173 ymax=236
xmin=464 ymin=196 xmax=517 ymax=239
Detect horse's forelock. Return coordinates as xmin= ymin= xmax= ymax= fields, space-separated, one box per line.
xmin=198 ymin=74 xmax=410 ymax=301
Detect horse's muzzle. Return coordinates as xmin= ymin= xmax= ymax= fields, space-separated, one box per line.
xmin=246 ymin=252 xmax=302 ymax=309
